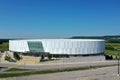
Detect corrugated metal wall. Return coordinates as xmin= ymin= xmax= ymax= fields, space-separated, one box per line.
xmin=9 ymin=39 xmax=105 ymax=55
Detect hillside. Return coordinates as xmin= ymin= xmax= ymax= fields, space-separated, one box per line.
xmin=70 ymin=35 xmax=120 ymax=43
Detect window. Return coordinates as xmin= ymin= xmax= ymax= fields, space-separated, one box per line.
xmin=28 ymin=41 xmax=44 ymax=52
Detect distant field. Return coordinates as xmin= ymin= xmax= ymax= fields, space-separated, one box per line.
xmin=105 ymin=43 xmax=120 ymax=56
xmin=0 ymin=42 xmax=9 ymax=51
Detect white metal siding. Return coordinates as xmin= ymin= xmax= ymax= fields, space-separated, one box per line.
xmin=9 ymin=39 xmax=105 ymax=55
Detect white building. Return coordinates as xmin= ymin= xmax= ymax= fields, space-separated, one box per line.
xmin=9 ymin=39 xmax=105 ymax=55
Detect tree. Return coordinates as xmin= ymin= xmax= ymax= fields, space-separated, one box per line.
xmin=54 ymin=54 xmax=59 ymax=59
xmin=48 ymin=54 xmax=52 ymax=60
xmin=40 ymin=54 xmax=45 ymax=62
xmin=41 ymin=54 xmax=44 ymax=60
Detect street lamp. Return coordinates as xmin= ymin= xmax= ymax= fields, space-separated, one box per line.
xmin=117 ymin=52 xmax=120 ymax=76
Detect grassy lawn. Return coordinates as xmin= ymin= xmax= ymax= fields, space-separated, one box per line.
xmin=105 ymin=43 xmax=120 ymax=56
xmin=5 ymin=68 xmax=30 ymax=72
xmin=0 ymin=64 xmax=117 ymax=78
xmin=0 ymin=42 xmax=9 ymax=51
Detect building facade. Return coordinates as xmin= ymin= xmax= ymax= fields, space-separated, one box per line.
xmin=9 ymin=39 xmax=105 ymax=55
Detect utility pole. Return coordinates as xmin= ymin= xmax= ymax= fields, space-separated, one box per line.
xmin=118 ymin=52 xmax=120 ymax=76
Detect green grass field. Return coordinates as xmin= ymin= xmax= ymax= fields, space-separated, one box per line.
xmin=105 ymin=43 xmax=120 ymax=56
xmin=0 ymin=42 xmax=9 ymax=51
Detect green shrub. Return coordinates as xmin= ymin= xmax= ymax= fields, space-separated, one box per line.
xmin=53 ymin=54 xmax=59 ymax=59
xmin=40 ymin=55 xmax=45 ymax=62
xmin=41 ymin=55 xmax=44 ymax=60
xmin=13 ymin=52 xmax=21 ymax=61
xmin=5 ymin=55 xmax=11 ymax=61
xmin=48 ymin=54 xmax=52 ymax=60
xmin=5 ymin=55 xmax=16 ymax=62
xmin=105 ymin=46 xmax=115 ymax=50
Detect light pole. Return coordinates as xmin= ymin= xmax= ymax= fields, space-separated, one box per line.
xmin=118 ymin=53 xmax=120 ymax=76
xmin=118 ymin=52 xmax=120 ymax=76
xmin=115 ymin=48 xmax=120 ymax=76
xmin=118 ymin=56 xmax=120 ymax=76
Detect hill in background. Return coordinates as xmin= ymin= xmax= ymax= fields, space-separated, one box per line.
xmin=70 ymin=35 xmax=120 ymax=43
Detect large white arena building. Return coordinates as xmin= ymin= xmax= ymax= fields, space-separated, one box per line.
xmin=9 ymin=39 xmax=105 ymax=55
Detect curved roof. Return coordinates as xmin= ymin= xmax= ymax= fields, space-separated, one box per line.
xmin=10 ymin=39 xmax=105 ymax=42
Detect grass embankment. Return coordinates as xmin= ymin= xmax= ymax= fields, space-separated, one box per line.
xmin=5 ymin=68 xmax=29 ymax=72
xmin=0 ymin=42 xmax=9 ymax=51
xmin=0 ymin=64 xmax=117 ymax=78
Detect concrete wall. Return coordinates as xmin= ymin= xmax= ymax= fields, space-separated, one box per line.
xmin=17 ymin=56 xmax=41 ymax=64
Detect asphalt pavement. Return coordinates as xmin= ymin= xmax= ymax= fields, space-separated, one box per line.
xmin=0 ymin=66 xmax=120 ymax=80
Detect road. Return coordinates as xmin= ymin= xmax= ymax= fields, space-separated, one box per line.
xmin=0 ymin=60 xmax=118 ymax=70
xmin=0 ymin=66 xmax=120 ymax=80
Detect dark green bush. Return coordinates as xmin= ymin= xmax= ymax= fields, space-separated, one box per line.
xmin=105 ymin=46 xmax=115 ymax=50
xmin=5 ymin=55 xmax=11 ymax=61
xmin=5 ymin=55 xmax=16 ymax=62
xmin=41 ymin=55 xmax=44 ymax=60
xmin=40 ymin=54 xmax=45 ymax=62
xmin=48 ymin=54 xmax=52 ymax=60
xmin=13 ymin=52 xmax=21 ymax=61
xmin=53 ymin=54 xmax=59 ymax=59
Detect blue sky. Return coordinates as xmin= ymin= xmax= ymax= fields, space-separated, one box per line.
xmin=0 ymin=0 xmax=120 ymax=38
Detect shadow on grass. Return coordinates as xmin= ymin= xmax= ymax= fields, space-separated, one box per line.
xmin=5 ymin=68 xmax=30 ymax=72
xmin=40 ymin=59 xmax=60 ymax=62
